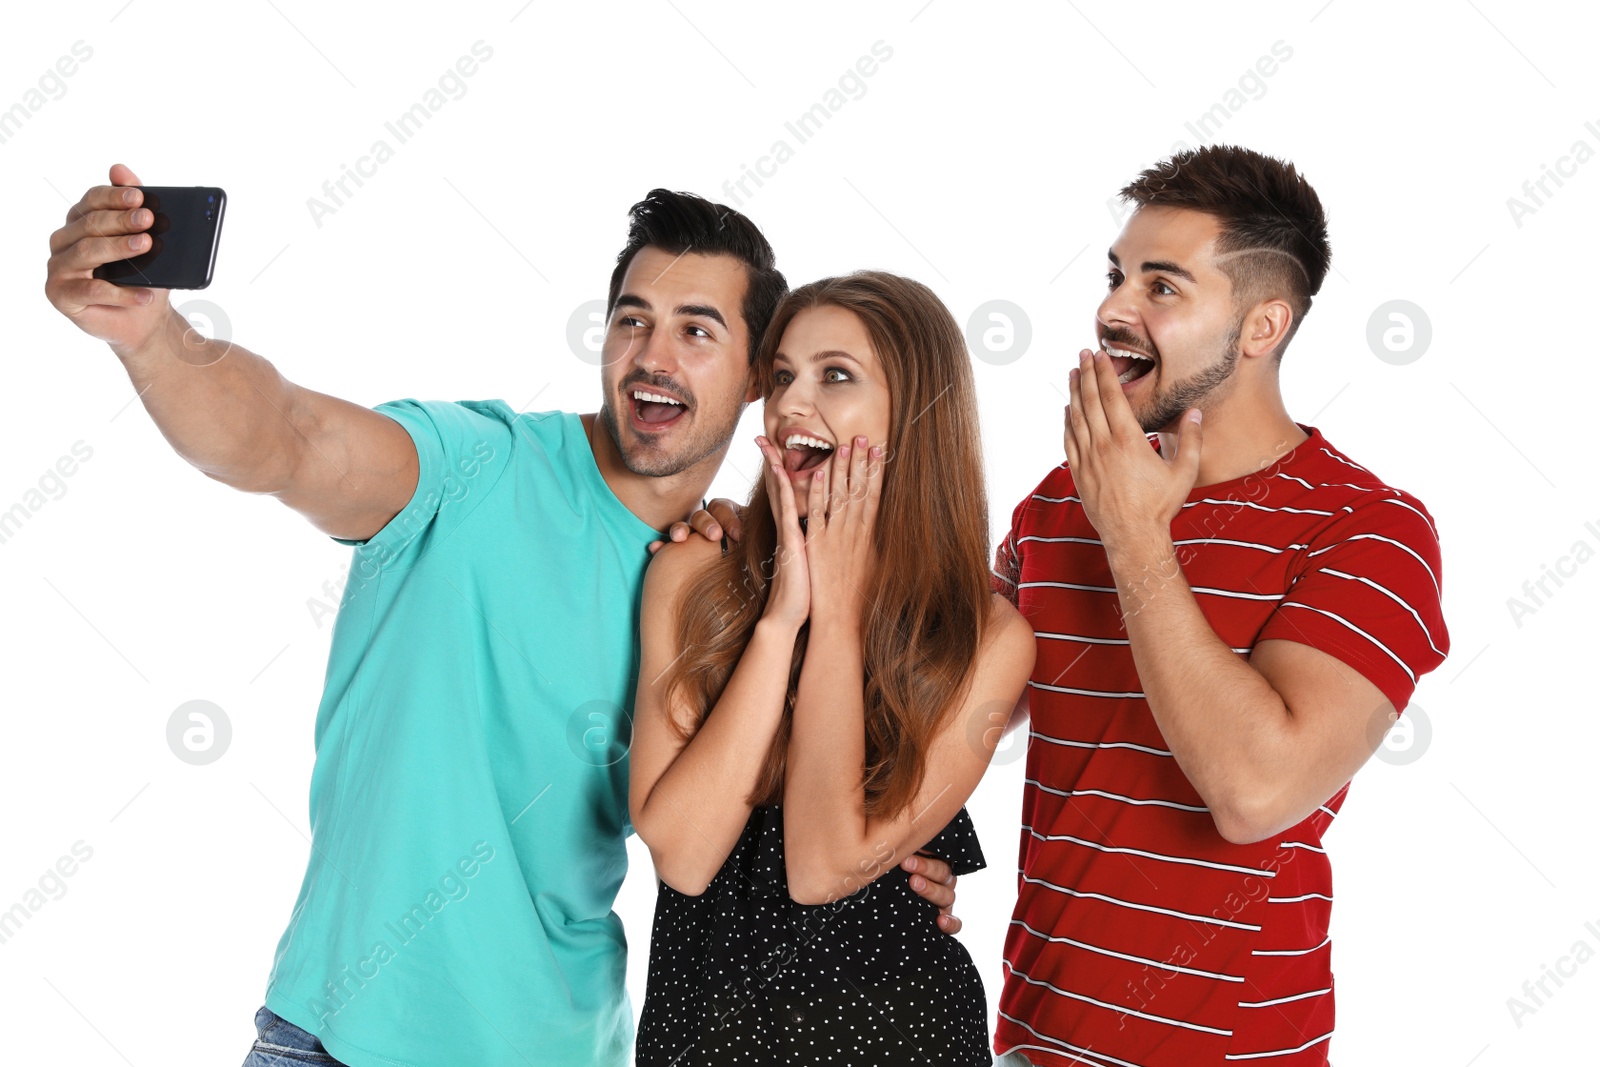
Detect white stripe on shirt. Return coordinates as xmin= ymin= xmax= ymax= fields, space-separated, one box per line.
xmin=1028 ymin=730 xmax=1171 ymax=756
xmin=996 ymin=1011 xmax=1150 ymax=1067
xmin=1253 ymin=935 xmax=1332 ymax=957
xmin=1317 ymin=567 xmax=1447 ymax=656
xmin=1308 ymin=532 xmax=1440 ymax=597
xmin=1276 ymin=602 xmax=1417 ymax=683
xmin=1018 ymin=874 xmax=1263 ymax=931
xmin=1010 ymin=919 xmax=1244 ymax=982
xmin=1024 ymin=826 xmax=1276 ymax=876
xmin=1002 ymin=960 xmax=1236 ymax=1037
xmin=1238 ymin=987 xmax=1331 ymax=1008
xmin=1029 ymin=680 xmax=1147 ymax=699
xmin=1224 ymin=1030 xmax=1334 ymax=1059
xmin=1025 ymin=778 xmax=1209 ymax=813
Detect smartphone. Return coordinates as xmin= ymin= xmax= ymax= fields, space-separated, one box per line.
xmin=94 ymin=186 xmax=226 ymax=290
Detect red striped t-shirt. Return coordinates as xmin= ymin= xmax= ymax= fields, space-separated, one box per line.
xmin=991 ymin=423 xmax=1448 ymax=1066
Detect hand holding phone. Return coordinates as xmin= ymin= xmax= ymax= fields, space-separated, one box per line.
xmin=46 ymin=164 xmax=223 ymax=357
xmin=93 ymin=183 xmax=226 ymax=290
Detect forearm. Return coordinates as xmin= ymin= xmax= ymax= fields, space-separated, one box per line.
xmin=1107 ymin=531 xmax=1298 ymax=838
xmin=635 ymin=616 xmax=799 ymax=893
xmin=782 ymin=611 xmax=879 ymax=901
xmin=114 ymin=306 xmax=305 ymax=492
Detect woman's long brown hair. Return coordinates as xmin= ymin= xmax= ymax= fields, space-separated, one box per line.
xmin=660 ymin=271 xmax=993 ymax=820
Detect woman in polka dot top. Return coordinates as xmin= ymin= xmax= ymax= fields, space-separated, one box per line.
xmin=629 ymin=270 xmax=1037 ymax=1066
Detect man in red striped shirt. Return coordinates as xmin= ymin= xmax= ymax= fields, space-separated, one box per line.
xmin=992 ymin=145 xmax=1449 ymax=1066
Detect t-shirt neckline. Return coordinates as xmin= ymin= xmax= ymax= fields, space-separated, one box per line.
xmin=1182 ymin=422 xmax=1323 ymax=501
xmin=564 ymin=411 xmax=667 ymax=544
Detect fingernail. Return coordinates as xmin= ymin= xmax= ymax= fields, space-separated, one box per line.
xmin=871 ymin=445 xmax=881 ymax=457
xmin=910 ymin=875 xmax=924 ymax=890
xmin=135 ymin=289 xmax=152 ymax=304
xmin=903 ymin=856 xmax=917 ymax=870
xmin=708 ymin=525 xmax=721 ymax=539
xmin=122 ymin=189 xmax=136 ymax=205
xmin=1190 ymin=409 xmax=1203 ymax=423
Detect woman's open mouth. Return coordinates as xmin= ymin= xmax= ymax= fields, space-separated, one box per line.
xmin=781 ymin=432 xmax=834 ymax=476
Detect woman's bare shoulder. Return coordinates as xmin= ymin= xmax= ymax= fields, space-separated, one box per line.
xmin=984 ymin=591 xmax=1036 ymax=657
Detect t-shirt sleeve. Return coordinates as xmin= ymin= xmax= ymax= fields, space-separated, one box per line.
xmin=331 ymin=398 xmax=512 ymax=568
xmin=1255 ymin=494 xmax=1449 ymax=712
xmin=992 ymin=492 xmax=1028 ymax=607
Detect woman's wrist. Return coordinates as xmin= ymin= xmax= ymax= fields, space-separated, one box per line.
xmin=754 ymin=611 xmax=804 ymax=643
xmin=806 ymin=603 xmax=864 ymax=642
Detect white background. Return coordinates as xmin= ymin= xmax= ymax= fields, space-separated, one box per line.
xmin=3 ymin=1 xmax=1595 ymax=1063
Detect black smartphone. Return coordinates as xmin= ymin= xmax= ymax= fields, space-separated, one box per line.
xmin=94 ymin=186 xmax=226 ymax=290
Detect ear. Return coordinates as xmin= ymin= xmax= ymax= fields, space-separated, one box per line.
xmin=742 ymin=365 xmax=761 ymax=404
xmin=1239 ymin=298 xmax=1294 ymax=362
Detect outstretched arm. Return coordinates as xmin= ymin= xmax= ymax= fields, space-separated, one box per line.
xmin=45 ymin=164 xmax=417 ymax=542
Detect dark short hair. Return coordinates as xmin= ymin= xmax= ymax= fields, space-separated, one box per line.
xmin=606 ymin=189 xmax=788 ymax=364
xmin=1119 ymin=145 xmax=1331 ymax=357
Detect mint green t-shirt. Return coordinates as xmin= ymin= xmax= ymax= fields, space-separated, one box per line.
xmin=263 ymin=401 xmax=660 ymax=1067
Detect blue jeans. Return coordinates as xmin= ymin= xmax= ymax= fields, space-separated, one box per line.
xmin=242 ymin=1006 xmax=348 ymax=1066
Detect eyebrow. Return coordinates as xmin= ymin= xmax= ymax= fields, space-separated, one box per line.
xmin=1106 ymin=248 xmax=1197 ymax=284
xmin=613 ymin=294 xmax=728 ymax=331
xmin=772 ymin=348 xmax=863 ymax=365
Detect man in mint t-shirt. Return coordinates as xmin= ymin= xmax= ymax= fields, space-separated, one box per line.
xmin=45 ymin=167 xmax=963 ymax=1067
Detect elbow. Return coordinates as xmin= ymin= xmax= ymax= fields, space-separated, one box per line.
xmin=786 ymin=875 xmax=843 ymax=907
xmin=784 ymin=855 xmax=859 ymax=907
xmin=656 ymin=866 xmax=713 ymax=897
xmin=633 ymin=819 xmax=716 ymax=897
xmin=1211 ymin=812 xmax=1276 ymax=847
xmin=647 ymin=848 xmax=716 ymax=897
xmin=1208 ymin=792 xmax=1295 ymax=846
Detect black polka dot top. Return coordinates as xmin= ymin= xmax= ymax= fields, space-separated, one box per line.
xmin=635 ymin=803 xmax=991 ymax=1066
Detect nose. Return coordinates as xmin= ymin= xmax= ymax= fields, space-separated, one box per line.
xmin=629 ymin=321 xmax=679 ymax=378
xmin=1096 ymin=281 xmax=1139 ymax=341
xmin=776 ymin=374 xmax=815 ymax=418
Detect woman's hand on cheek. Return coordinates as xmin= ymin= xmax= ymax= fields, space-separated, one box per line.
xmin=805 ymin=435 xmax=883 ymax=634
xmin=756 ymin=435 xmax=810 ymax=629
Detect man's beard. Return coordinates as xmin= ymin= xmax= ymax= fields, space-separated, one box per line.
xmin=598 ymin=391 xmax=742 ymax=478
xmin=1135 ymin=317 xmax=1243 ymax=434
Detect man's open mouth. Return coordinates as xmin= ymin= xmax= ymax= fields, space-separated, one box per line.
xmin=1103 ymin=343 xmax=1156 ymax=385
xmin=782 ymin=432 xmax=834 ymax=474
xmin=630 ymin=388 xmax=687 ymax=429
